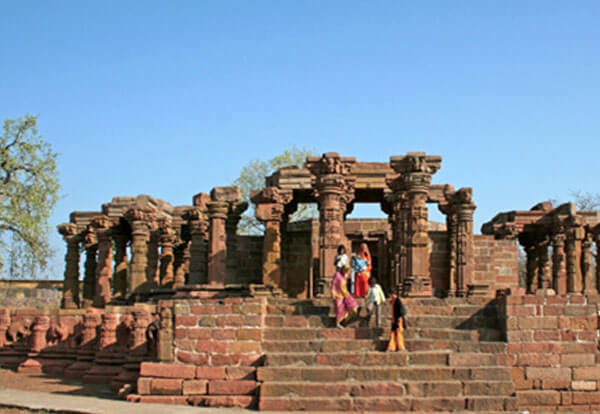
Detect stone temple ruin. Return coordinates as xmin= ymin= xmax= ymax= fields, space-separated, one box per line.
xmin=1 ymin=152 xmax=600 ymax=412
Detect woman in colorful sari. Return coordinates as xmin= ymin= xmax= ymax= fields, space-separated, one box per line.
xmin=332 ymin=265 xmax=358 ymax=328
xmin=353 ymin=243 xmax=372 ymax=298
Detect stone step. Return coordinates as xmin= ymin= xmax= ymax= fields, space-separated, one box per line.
xmin=406 ymin=338 xmax=507 ymax=353
xmin=257 ymin=366 xmax=513 ymax=382
xmin=265 ymin=311 xmax=500 ymax=330
xmin=267 ymin=296 xmax=497 ymax=308
xmin=408 ymin=315 xmax=500 ymax=329
xmin=266 ymin=303 xmax=499 ymax=317
xmin=260 ymin=380 xmax=514 ymax=398
xmin=263 ymin=327 xmax=384 ymax=341
xmin=262 ymin=339 xmax=388 ymax=353
xmin=263 ymin=324 xmax=494 ymax=341
xmin=264 ymin=351 xmax=450 ymax=367
xmin=258 ymin=395 xmax=517 ymax=411
xmin=263 ymin=337 xmax=507 ymax=353
xmin=262 ymin=351 xmax=507 ymax=368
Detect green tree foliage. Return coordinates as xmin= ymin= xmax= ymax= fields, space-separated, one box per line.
xmin=0 ymin=115 xmax=60 ymax=277
xmin=234 ymin=146 xmax=317 ymax=235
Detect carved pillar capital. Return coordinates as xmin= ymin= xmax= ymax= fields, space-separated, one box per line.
xmin=255 ymin=203 xmax=285 ymax=223
xmin=58 ymin=222 xmax=79 ymax=241
xmin=207 ymin=201 xmax=229 ymax=220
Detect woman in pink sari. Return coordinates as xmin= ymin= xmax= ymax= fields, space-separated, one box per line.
xmin=332 ymin=265 xmax=358 ymax=328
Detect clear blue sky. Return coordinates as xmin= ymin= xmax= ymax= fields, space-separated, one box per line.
xmin=1 ymin=2 xmax=598 ymax=278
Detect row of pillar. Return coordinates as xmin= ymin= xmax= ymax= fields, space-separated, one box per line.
xmin=520 ymin=220 xmax=600 ymax=295
xmin=58 ymin=193 xmax=247 ymax=308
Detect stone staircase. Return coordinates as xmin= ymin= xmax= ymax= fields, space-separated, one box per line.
xmin=257 ymin=297 xmax=517 ymax=412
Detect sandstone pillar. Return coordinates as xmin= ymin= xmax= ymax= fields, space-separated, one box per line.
xmin=0 ymin=310 xmax=10 ymax=348
xmin=388 ymin=153 xmax=441 ymax=297
xmin=30 ymin=316 xmax=50 ymax=353
xmin=582 ymin=232 xmax=596 ymax=294
xmin=146 ymin=231 xmax=160 ymax=289
xmin=125 ymin=209 xmax=152 ymax=296
xmin=81 ymin=311 xmax=101 ymax=349
xmin=536 ymin=236 xmax=552 ymax=292
xmin=174 ymin=241 xmax=190 ymax=287
xmin=159 ymin=221 xmax=175 ymax=288
xmin=394 ymin=193 xmax=410 ymax=292
xmin=525 ymin=243 xmax=538 ymax=293
xmin=225 ymin=202 xmax=247 ymax=284
xmin=99 ymin=313 xmax=118 ymax=350
xmin=184 ymin=208 xmax=209 ymax=285
xmin=157 ymin=307 xmax=174 ymax=362
xmin=518 ymin=233 xmax=538 ymax=294
xmin=58 ymin=223 xmax=80 ymax=309
xmin=439 ymin=203 xmax=457 ymax=297
xmin=83 ymin=244 xmax=97 ymax=307
xmin=306 ymin=153 xmax=356 ymax=297
xmin=131 ymin=310 xmax=151 ymax=355
xmin=93 ymin=216 xmax=113 ymax=308
xmin=113 ymin=233 xmax=129 ymax=299
xmin=252 ymin=187 xmax=293 ymax=290
xmin=551 ymin=232 xmax=567 ymax=294
xmin=566 ymin=216 xmax=584 ymax=293
xmin=381 ymin=195 xmax=398 ymax=292
xmin=455 ymin=189 xmax=476 ymax=297
xmin=207 ymin=201 xmax=229 ymax=286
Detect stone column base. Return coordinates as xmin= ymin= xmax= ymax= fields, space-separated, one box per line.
xmin=401 ymin=276 xmax=432 ymax=297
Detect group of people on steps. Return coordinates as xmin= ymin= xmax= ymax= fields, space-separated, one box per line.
xmin=332 ymin=243 xmax=406 ymax=352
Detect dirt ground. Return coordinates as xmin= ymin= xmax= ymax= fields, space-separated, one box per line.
xmin=0 ymin=367 xmax=117 ymax=413
xmin=0 ymin=368 xmax=114 ymax=399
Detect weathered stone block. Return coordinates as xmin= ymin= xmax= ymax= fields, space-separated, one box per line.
xmin=140 ymin=362 xmax=196 ymax=379
xmin=183 ymin=380 xmax=208 ymax=395
xmin=208 ymin=380 xmax=257 ymax=395
xmin=151 ymin=378 xmax=183 ymax=395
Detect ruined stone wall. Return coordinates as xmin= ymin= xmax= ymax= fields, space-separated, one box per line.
xmin=498 ymin=293 xmax=600 ymax=412
xmin=473 ymin=236 xmax=519 ymax=295
xmin=283 ymin=221 xmax=315 ymax=298
xmin=429 ymin=231 xmax=450 ymax=296
xmin=0 ymin=280 xmax=63 ymax=309
xmin=0 ymin=304 xmax=157 ymax=390
xmin=133 ymin=297 xmax=265 ymax=408
xmin=235 ymin=236 xmax=263 ymax=285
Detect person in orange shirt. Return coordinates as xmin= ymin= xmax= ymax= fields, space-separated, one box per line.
xmin=387 ymin=287 xmax=407 ymax=352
